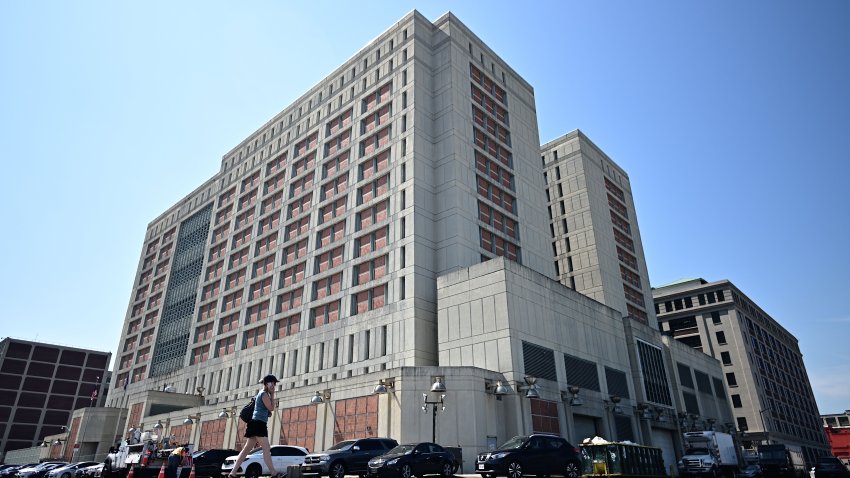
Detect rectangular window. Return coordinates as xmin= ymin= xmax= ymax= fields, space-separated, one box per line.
xmin=716 ymin=331 xmax=727 ymax=345
xmin=721 ymin=351 xmax=732 ymax=365
xmin=731 ymin=394 xmax=742 ymax=408
xmin=726 ymin=372 xmax=738 ymax=387
xmin=711 ymin=311 xmax=722 ymax=324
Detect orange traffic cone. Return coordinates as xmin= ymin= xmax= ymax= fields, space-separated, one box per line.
xmin=157 ymin=464 xmax=166 ymax=478
xmin=127 ymin=466 xmax=135 ymax=478
xmin=187 ymin=465 xmax=196 ymax=478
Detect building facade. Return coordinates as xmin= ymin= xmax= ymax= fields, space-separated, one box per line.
xmin=541 ymin=131 xmax=656 ymax=326
xmin=98 ymin=10 xmax=737 ymax=472
xmin=653 ymin=278 xmax=829 ymax=464
xmin=0 ymin=338 xmax=110 ymax=457
xmin=822 ymin=411 xmax=850 ymax=466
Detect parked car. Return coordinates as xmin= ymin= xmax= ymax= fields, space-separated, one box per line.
xmin=814 ymin=458 xmax=850 ymax=478
xmin=475 ymin=434 xmax=582 ymax=478
xmin=73 ymin=464 xmax=103 ymax=478
xmin=367 ymin=442 xmax=457 ymax=478
xmin=738 ymin=464 xmax=763 ymax=478
xmin=48 ymin=462 xmax=99 ymax=478
xmin=18 ymin=463 xmax=67 ymax=478
xmin=1 ymin=465 xmax=36 ymax=477
xmin=191 ymin=449 xmax=237 ymax=478
xmin=0 ymin=466 xmax=29 ymax=477
xmin=222 ymin=445 xmax=309 ymax=478
xmin=302 ymin=438 xmax=399 ymax=478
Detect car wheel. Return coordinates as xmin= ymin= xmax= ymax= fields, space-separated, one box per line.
xmin=441 ymin=462 xmax=454 ymax=477
xmin=508 ymin=461 xmax=523 ymax=478
xmin=401 ymin=465 xmax=413 ymax=478
xmin=244 ymin=464 xmax=262 ymax=478
xmin=565 ymin=461 xmax=580 ymax=478
xmin=330 ymin=463 xmax=346 ymax=478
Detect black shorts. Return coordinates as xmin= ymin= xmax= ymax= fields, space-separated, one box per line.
xmin=245 ymin=419 xmax=268 ymax=438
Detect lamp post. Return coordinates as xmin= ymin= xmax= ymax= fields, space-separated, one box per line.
xmin=311 ymin=390 xmax=332 ymax=450
xmin=422 ymin=377 xmax=446 ymax=443
xmin=758 ymin=408 xmax=770 ymax=444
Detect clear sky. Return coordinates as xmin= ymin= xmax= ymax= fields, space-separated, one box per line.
xmin=1 ymin=1 xmax=848 ymax=413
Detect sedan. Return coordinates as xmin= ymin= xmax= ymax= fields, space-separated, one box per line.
xmin=48 ymin=463 xmax=100 ymax=478
xmin=814 ymin=458 xmax=850 ymax=478
xmin=74 ymin=464 xmax=103 ymax=478
xmin=18 ymin=463 xmax=67 ymax=478
xmin=222 ymin=445 xmax=309 ymax=478
xmin=368 ymin=443 xmax=456 ymax=478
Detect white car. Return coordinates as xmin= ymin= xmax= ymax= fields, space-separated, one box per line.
xmin=222 ymin=446 xmax=309 ymax=478
xmin=48 ymin=462 xmax=99 ymax=478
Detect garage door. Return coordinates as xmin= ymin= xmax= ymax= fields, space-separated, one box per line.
xmin=652 ymin=428 xmax=677 ymax=476
xmin=573 ymin=414 xmax=600 ymax=444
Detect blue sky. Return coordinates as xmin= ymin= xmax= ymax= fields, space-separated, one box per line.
xmin=1 ymin=2 xmax=848 ymax=413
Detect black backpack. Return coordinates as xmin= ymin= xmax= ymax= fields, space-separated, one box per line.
xmin=239 ymin=397 xmax=256 ymax=423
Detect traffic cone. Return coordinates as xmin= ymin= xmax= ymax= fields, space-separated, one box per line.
xmin=127 ymin=466 xmax=135 ymax=478
xmin=187 ymin=465 xmax=196 ymax=478
xmin=157 ymin=464 xmax=166 ymax=478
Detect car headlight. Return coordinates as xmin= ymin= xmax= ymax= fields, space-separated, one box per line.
xmin=491 ymin=452 xmax=509 ymax=460
xmin=386 ymin=459 xmax=398 ymax=466
xmin=318 ymin=455 xmax=331 ymax=462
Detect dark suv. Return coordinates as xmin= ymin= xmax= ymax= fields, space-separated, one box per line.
xmin=191 ymin=448 xmax=238 ymax=477
xmin=476 ymin=434 xmax=581 ymax=478
xmin=302 ymin=438 xmax=399 ymax=478
xmin=814 ymin=457 xmax=850 ymax=478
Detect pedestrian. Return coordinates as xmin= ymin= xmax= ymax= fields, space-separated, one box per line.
xmin=226 ymin=375 xmax=283 ymax=478
xmin=167 ymin=447 xmax=182 ymax=478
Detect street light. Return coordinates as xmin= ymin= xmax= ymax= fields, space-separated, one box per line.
xmin=563 ymin=386 xmax=583 ymax=406
xmin=310 ymin=390 xmax=332 ymax=450
xmin=516 ymin=376 xmax=539 ymax=399
xmin=423 ymin=377 xmax=446 ymax=443
xmin=373 ymin=379 xmax=395 ymax=395
xmin=485 ymin=380 xmax=509 ymax=396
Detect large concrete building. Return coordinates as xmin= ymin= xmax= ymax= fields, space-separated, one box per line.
xmin=653 ymin=278 xmax=829 ymax=464
xmin=541 ymin=131 xmax=656 ymax=326
xmin=0 ymin=338 xmax=110 ymax=458
xmin=100 ymin=11 xmax=734 ymax=471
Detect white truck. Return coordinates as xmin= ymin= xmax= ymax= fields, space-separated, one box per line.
xmin=678 ymin=431 xmax=740 ymax=478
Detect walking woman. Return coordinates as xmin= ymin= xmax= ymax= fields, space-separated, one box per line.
xmin=227 ymin=374 xmax=283 ymax=478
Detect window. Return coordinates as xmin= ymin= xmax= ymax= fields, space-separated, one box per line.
xmin=726 ymin=372 xmax=738 ymax=387
xmin=711 ymin=311 xmax=722 ymax=324
xmin=721 ymin=351 xmax=732 ymax=365
xmin=737 ymin=416 xmax=748 ymax=431
xmin=716 ymin=331 xmax=727 ymax=345
xmin=731 ymin=394 xmax=742 ymax=408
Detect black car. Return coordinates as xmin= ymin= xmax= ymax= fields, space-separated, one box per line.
xmin=367 ymin=443 xmax=457 ymax=478
xmin=814 ymin=458 xmax=849 ymax=478
xmin=476 ymin=434 xmax=581 ymax=478
xmin=302 ymin=438 xmax=399 ymax=478
xmin=191 ymin=449 xmax=238 ymax=478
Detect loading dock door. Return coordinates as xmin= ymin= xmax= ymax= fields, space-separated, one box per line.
xmin=652 ymin=427 xmax=677 ymax=476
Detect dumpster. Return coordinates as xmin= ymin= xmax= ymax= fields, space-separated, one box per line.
xmin=580 ymin=441 xmax=666 ymax=478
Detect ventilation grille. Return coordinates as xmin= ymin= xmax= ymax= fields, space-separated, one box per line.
xmin=605 ymin=367 xmax=630 ymax=399
xmin=712 ymin=377 xmax=727 ymax=400
xmin=683 ymin=391 xmax=700 ymax=415
xmin=564 ymin=354 xmax=600 ymax=391
xmin=694 ymin=370 xmax=712 ymax=395
xmin=151 ymin=204 xmax=213 ymax=377
xmin=636 ymin=340 xmax=672 ymax=405
xmin=522 ymin=341 xmax=557 ymax=382
xmin=677 ymin=362 xmax=694 ymax=389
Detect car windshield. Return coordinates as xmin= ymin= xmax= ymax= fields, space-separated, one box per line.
xmin=328 ymin=441 xmax=357 ymax=451
xmin=686 ymin=448 xmax=710 ymax=455
xmin=246 ymin=447 xmax=263 ymax=455
xmin=743 ymin=465 xmax=760 ymax=472
xmin=387 ymin=445 xmax=417 ymax=455
xmin=498 ymin=436 xmax=528 ymax=450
